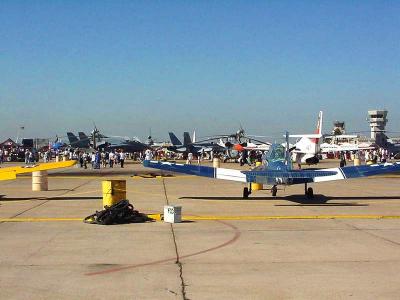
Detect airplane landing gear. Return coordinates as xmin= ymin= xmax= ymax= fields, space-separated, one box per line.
xmin=243 ymin=184 xmax=252 ymax=199
xmin=271 ymin=185 xmax=278 ymax=197
xmin=243 ymin=187 xmax=249 ymax=199
xmin=305 ymin=183 xmax=314 ymax=198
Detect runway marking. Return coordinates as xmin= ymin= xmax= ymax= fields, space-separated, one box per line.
xmin=1 ymin=215 xmax=400 ymax=222
xmin=183 ymin=215 xmax=400 ymax=220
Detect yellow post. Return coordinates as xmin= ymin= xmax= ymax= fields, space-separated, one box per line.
xmin=251 ymin=162 xmax=263 ymax=191
xmin=102 ymin=180 xmax=126 ymax=208
xmin=353 ymin=158 xmax=360 ymax=166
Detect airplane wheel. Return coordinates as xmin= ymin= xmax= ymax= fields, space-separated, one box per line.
xmin=272 ymin=185 xmax=277 ymax=197
xmin=306 ymin=187 xmax=314 ymax=198
xmin=243 ymin=187 xmax=249 ymax=199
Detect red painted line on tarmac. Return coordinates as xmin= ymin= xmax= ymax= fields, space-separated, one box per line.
xmin=85 ymin=220 xmax=240 ymax=276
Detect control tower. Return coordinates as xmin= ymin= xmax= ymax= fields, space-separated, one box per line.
xmin=332 ymin=121 xmax=345 ymax=135
xmin=367 ymin=109 xmax=388 ymax=143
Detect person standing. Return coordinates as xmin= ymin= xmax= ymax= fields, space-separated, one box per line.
xmin=295 ymin=153 xmax=302 ymax=170
xmin=25 ymin=149 xmax=30 ymax=164
xmin=340 ymin=152 xmax=346 ymax=167
xmin=145 ymin=149 xmax=153 ymax=160
xmin=186 ymin=152 xmax=193 ymax=165
xmin=109 ymin=151 xmax=115 ymax=168
xmin=82 ymin=152 xmax=88 ymax=169
xmin=120 ymin=150 xmax=126 ymax=168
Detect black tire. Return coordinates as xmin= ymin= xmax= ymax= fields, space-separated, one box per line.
xmin=272 ymin=186 xmax=277 ymax=197
xmin=306 ymin=187 xmax=314 ymax=198
xmin=243 ymin=187 xmax=249 ymax=199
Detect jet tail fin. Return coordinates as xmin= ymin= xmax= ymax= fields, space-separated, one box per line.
xmin=183 ymin=132 xmax=192 ymax=146
xmin=67 ymin=132 xmax=79 ymax=145
xmin=169 ymin=132 xmax=182 ymax=146
xmin=78 ymin=132 xmax=90 ymax=147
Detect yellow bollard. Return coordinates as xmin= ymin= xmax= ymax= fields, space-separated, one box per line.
xmin=32 ymin=171 xmax=48 ymax=191
xmin=102 ymin=180 xmax=126 ymax=208
xmin=353 ymin=158 xmax=360 ymax=166
xmin=251 ymin=162 xmax=263 ymax=191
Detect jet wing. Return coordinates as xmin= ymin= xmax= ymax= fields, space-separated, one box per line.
xmin=0 ymin=161 xmax=76 ymax=181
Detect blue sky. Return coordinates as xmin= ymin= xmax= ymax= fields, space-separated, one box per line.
xmin=1 ymin=1 xmax=399 ymax=142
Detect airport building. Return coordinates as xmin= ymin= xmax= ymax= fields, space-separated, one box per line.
xmin=367 ymin=109 xmax=388 ymax=145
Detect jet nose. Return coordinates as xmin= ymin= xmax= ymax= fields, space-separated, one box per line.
xmin=234 ymin=144 xmax=244 ymax=151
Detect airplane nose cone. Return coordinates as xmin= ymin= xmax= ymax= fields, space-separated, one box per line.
xmin=234 ymin=144 xmax=244 ymax=151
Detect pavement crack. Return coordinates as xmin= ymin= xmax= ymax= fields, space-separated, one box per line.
xmin=340 ymin=220 xmax=400 ymax=247
xmin=170 ymin=224 xmax=188 ymax=300
xmin=162 ymin=178 xmax=188 ymax=300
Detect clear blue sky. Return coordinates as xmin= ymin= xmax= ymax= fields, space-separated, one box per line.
xmin=1 ymin=1 xmax=399 ymax=142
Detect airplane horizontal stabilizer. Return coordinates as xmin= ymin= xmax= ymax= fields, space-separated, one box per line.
xmin=0 ymin=161 xmax=77 ymax=181
xmin=289 ymin=134 xmax=323 ymax=138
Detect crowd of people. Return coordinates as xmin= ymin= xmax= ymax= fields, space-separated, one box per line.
xmin=0 ymin=144 xmax=396 ymax=170
xmin=339 ymin=148 xmax=391 ymax=167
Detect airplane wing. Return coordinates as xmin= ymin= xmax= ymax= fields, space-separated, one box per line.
xmin=144 ymin=160 xmax=400 ymax=185
xmin=0 ymin=161 xmax=76 ymax=181
xmin=143 ymin=160 xmax=247 ymax=182
xmin=243 ymin=169 xmax=338 ymax=180
xmin=289 ymin=134 xmax=322 ymax=138
xmin=246 ymin=163 xmax=400 ymax=184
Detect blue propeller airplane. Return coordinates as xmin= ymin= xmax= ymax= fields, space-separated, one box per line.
xmin=144 ymin=132 xmax=400 ymax=199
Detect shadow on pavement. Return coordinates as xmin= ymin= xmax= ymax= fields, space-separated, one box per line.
xmin=180 ymin=194 xmax=400 ymax=206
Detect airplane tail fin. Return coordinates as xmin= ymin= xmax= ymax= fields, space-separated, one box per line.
xmin=315 ymin=111 xmax=323 ymax=134
xmin=78 ymin=132 xmax=90 ymax=147
xmin=291 ymin=111 xmax=323 ymax=155
xmin=183 ymin=132 xmax=192 ymax=146
xmin=169 ymin=132 xmax=182 ymax=146
xmin=67 ymin=132 xmax=79 ymax=145
xmin=312 ymin=111 xmax=323 ymax=144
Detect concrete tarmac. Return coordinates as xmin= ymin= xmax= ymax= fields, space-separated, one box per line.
xmin=1 ymin=160 xmax=400 ymax=299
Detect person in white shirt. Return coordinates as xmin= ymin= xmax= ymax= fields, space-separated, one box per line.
xmin=109 ymin=151 xmax=115 ymax=168
xmin=145 ymin=149 xmax=153 ymax=160
xmin=186 ymin=152 xmax=193 ymax=165
xmin=119 ymin=151 xmax=126 ymax=168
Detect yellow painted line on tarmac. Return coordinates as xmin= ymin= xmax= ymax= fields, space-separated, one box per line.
xmin=182 ymin=215 xmax=400 ymax=220
xmin=0 ymin=218 xmax=83 ymax=222
xmin=1 ymin=215 xmax=400 ymax=223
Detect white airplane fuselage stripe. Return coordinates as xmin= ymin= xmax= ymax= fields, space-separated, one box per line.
xmin=313 ymin=168 xmax=345 ymax=182
xmin=215 ymin=168 xmax=247 ymax=182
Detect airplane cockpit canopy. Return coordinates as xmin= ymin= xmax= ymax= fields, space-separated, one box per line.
xmin=266 ymin=144 xmax=286 ymax=162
